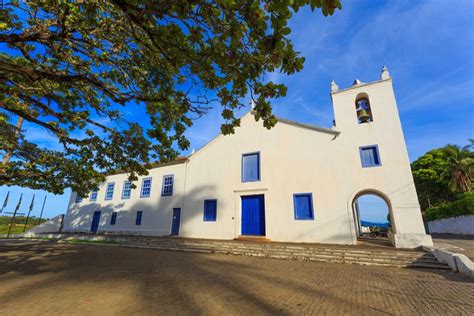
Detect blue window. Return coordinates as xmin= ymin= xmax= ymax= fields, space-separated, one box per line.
xmin=110 ymin=212 xmax=117 ymax=225
xmin=136 ymin=211 xmax=143 ymax=225
xmin=161 ymin=175 xmax=174 ymax=196
xmin=122 ymin=181 xmax=132 ymax=199
xmin=359 ymin=145 xmax=381 ymax=167
xmin=242 ymin=152 xmax=260 ymax=182
xmin=140 ymin=178 xmax=152 ymax=198
xmin=293 ymin=193 xmax=314 ymax=220
xmin=75 ymin=194 xmax=83 ymax=203
xmin=105 ymin=182 xmax=115 ymax=200
xmin=203 ymin=199 xmax=217 ymax=221
xmin=89 ymin=189 xmax=98 ymax=202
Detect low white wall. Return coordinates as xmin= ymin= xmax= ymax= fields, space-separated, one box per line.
xmin=24 ymin=214 xmax=64 ymax=235
xmin=423 ymin=246 xmax=474 ymax=277
xmin=427 ymin=215 xmax=474 ymax=235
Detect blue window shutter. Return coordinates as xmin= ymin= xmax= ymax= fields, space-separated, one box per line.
xmin=361 ymin=148 xmax=373 ymax=167
xmin=372 ymin=148 xmax=380 ymax=165
xmin=204 ymin=200 xmax=217 ymax=221
xmin=360 ymin=145 xmax=381 ymax=167
xmin=242 ymin=153 xmax=260 ymax=182
xmin=294 ymin=193 xmax=314 ymax=220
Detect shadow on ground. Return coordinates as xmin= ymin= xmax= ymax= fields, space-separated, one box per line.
xmin=0 ymin=240 xmax=473 ymax=315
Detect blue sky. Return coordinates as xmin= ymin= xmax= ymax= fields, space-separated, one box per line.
xmin=1 ymin=0 xmax=473 ymax=221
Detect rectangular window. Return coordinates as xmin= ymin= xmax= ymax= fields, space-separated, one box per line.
xmin=89 ymin=189 xmax=98 ymax=202
xmin=122 ymin=181 xmax=132 ymax=199
xmin=293 ymin=193 xmax=314 ymax=220
xmin=203 ymin=199 xmax=217 ymax=221
xmin=136 ymin=211 xmax=143 ymax=225
xmin=110 ymin=212 xmax=117 ymax=225
xmin=141 ymin=178 xmax=152 ymax=198
xmin=75 ymin=194 xmax=83 ymax=203
xmin=359 ymin=145 xmax=381 ymax=167
xmin=105 ymin=182 xmax=115 ymax=200
xmin=242 ymin=152 xmax=260 ymax=182
xmin=161 ymin=175 xmax=174 ymax=196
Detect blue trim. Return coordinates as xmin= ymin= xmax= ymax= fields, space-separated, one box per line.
xmin=75 ymin=194 xmax=83 ymax=203
xmin=110 ymin=212 xmax=117 ymax=225
xmin=89 ymin=190 xmax=98 ymax=202
xmin=135 ymin=211 xmax=143 ymax=225
xmin=104 ymin=182 xmax=115 ymax=200
xmin=241 ymin=194 xmax=266 ymax=235
xmin=140 ymin=177 xmax=152 ymax=198
xmin=293 ymin=193 xmax=314 ymax=220
xmin=171 ymin=208 xmax=181 ymax=235
xmin=359 ymin=145 xmax=382 ymax=168
xmin=121 ymin=180 xmax=132 ymax=199
xmin=241 ymin=152 xmax=261 ymax=182
xmin=203 ymin=199 xmax=217 ymax=221
xmin=161 ymin=174 xmax=174 ymax=196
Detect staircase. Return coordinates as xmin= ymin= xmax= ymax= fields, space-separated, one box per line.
xmin=105 ymin=236 xmax=450 ymax=270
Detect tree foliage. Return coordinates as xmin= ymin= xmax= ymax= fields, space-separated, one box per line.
xmin=0 ymin=0 xmax=342 ymax=195
xmin=411 ymin=142 xmax=473 ymax=211
xmin=424 ymin=192 xmax=474 ymax=222
xmin=440 ymin=144 xmax=473 ymax=193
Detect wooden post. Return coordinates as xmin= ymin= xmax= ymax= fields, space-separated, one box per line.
xmin=37 ymin=196 xmax=47 ymax=225
xmin=7 ymin=193 xmax=23 ymax=238
xmin=23 ymin=194 xmax=35 ymax=233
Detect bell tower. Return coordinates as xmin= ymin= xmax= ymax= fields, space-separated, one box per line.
xmin=330 ymin=67 xmax=433 ymax=248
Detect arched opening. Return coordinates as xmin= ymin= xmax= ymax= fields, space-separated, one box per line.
xmin=355 ymin=93 xmax=373 ymax=124
xmin=352 ymin=191 xmax=393 ymax=242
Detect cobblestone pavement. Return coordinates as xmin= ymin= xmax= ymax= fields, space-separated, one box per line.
xmin=432 ymin=234 xmax=474 ymax=260
xmin=0 ymin=240 xmax=473 ymax=315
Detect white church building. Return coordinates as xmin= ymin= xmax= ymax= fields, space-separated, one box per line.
xmin=64 ymin=67 xmax=433 ymax=249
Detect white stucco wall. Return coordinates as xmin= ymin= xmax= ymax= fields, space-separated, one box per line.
xmin=24 ymin=214 xmax=64 ymax=235
xmin=180 ymin=114 xmax=352 ymax=244
xmin=63 ymin=162 xmax=187 ymax=236
xmin=63 ymin=71 xmax=432 ymax=248
xmin=428 ymin=215 xmax=474 ymax=235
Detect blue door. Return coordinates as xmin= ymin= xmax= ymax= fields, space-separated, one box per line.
xmin=171 ymin=208 xmax=181 ymax=235
xmin=241 ymin=195 xmax=266 ymax=236
xmin=90 ymin=211 xmax=101 ymax=233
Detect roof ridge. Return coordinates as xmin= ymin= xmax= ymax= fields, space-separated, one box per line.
xmin=275 ymin=116 xmax=340 ymax=136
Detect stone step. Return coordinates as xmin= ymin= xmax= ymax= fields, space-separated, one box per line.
xmin=122 ymin=241 xmax=443 ymax=267
xmin=151 ymin=238 xmax=423 ymax=252
xmin=120 ymin=243 xmax=448 ymax=268
xmin=134 ymin=240 xmax=429 ymax=259
xmin=140 ymin=242 xmax=435 ymax=262
xmin=135 ymin=237 xmax=425 ymax=253
xmin=47 ymin=233 xmax=450 ymax=270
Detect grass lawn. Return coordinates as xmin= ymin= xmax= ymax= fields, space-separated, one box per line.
xmin=0 ymin=215 xmax=48 ymax=234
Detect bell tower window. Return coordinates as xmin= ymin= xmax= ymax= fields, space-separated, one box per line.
xmin=355 ymin=94 xmax=373 ymax=124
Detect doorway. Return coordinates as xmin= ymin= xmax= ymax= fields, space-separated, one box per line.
xmin=241 ymin=195 xmax=266 ymax=236
xmin=171 ymin=208 xmax=181 ymax=235
xmin=90 ymin=211 xmax=101 ymax=233
xmin=353 ymin=192 xmax=391 ymax=241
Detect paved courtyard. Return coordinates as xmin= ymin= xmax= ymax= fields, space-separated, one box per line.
xmin=0 ymin=240 xmax=473 ymax=315
xmin=432 ymin=234 xmax=474 ymax=260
